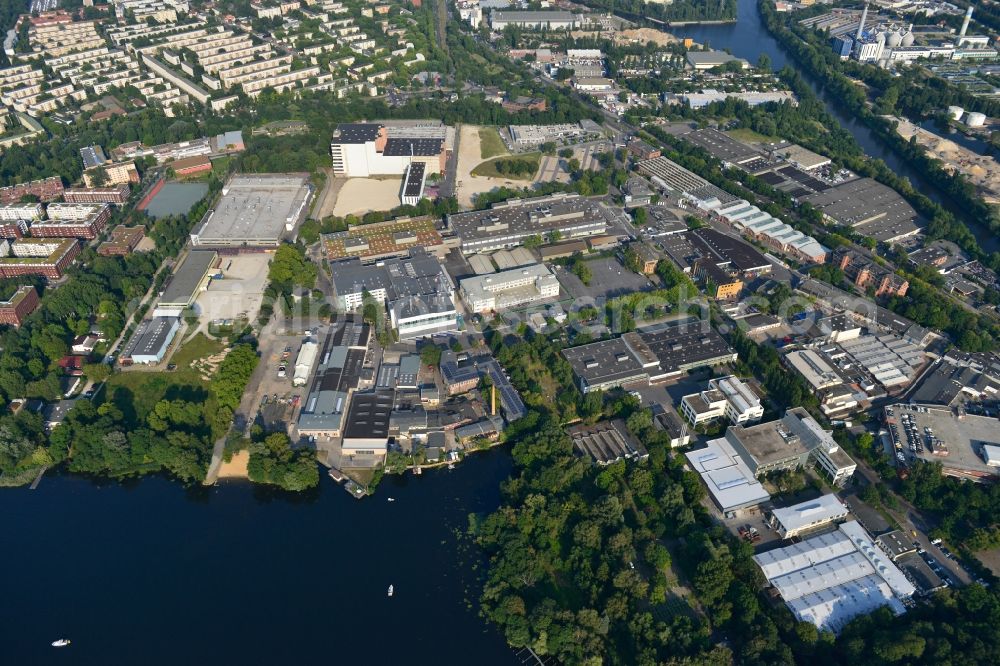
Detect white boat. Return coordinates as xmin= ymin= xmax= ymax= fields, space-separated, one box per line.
xmin=51 ymin=639 xmax=71 ymax=648
xmin=387 ymin=585 xmax=394 ymax=597
xmin=387 ymin=497 xmax=395 ymax=502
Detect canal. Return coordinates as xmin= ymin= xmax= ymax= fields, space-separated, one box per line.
xmin=0 ymin=450 xmax=515 ymax=665
xmin=675 ymin=0 xmax=1000 ymax=252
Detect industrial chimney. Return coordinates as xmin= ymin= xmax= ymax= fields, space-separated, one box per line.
xmin=960 ymin=5 xmax=973 ymax=38
xmin=856 ymin=3 xmax=869 ymax=41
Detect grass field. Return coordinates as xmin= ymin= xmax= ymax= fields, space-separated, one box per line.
xmin=471 ymin=153 xmax=540 ymax=180
xmin=726 ymin=128 xmax=779 ymax=144
xmin=478 ymin=127 xmax=508 ymax=159
xmin=105 ymin=334 xmax=222 ymax=419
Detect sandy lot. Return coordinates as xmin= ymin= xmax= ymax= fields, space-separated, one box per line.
xmin=218 ymin=450 xmax=249 ymax=479
xmin=895 ymin=117 xmax=1000 ymax=203
xmin=194 ymin=253 xmax=271 ymax=325
xmin=332 ymin=177 xmax=403 ymax=216
xmin=612 ymin=28 xmax=678 ymax=46
xmin=455 ymin=124 xmax=526 ymax=208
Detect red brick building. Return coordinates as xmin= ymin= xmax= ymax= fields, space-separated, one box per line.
xmin=0 ymin=220 xmax=29 ymax=239
xmin=0 ymin=239 xmax=80 ymax=279
xmin=170 ymin=155 xmax=212 ymax=176
xmin=30 ymin=205 xmax=111 ymax=240
xmin=63 ymin=184 xmax=131 ymax=204
xmin=0 ymin=285 xmax=40 ymax=326
xmin=98 ymin=225 xmax=145 ymax=256
xmin=0 ymin=177 xmax=64 ymax=205
xmin=833 ymin=248 xmax=909 ymax=298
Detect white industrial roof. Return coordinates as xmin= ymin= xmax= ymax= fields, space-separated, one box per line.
xmin=685 ymin=438 xmax=771 ymax=511
xmin=771 ymin=493 xmax=849 ymax=534
xmin=983 ymin=443 xmax=1000 ymax=466
xmin=754 ymin=520 xmax=915 ymax=633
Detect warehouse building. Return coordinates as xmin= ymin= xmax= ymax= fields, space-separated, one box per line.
xmin=489 ymin=10 xmax=577 ymax=30
xmin=156 ymin=250 xmax=219 ymax=314
xmin=803 ymin=178 xmax=923 ymax=243
xmin=754 ymin=521 xmax=915 ymax=633
xmin=341 ymin=390 xmax=394 ymax=459
xmin=685 ymin=50 xmax=750 ymax=70
xmin=446 ymin=192 xmax=610 ymax=254
xmin=120 ymin=316 xmax=180 ymax=365
xmin=459 ymin=263 xmax=559 ymax=313
xmin=190 ymin=174 xmax=312 ymax=247
xmin=685 ymin=436 xmax=771 ymax=513
xmin=767 ymin=494 xmax=850 ymax=539
xmin=562 ymin=332 xmax=661 ymax=394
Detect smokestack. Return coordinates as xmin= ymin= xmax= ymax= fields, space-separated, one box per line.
xmin=491 ymin=384 xmax=496 ymax=416
xmin=856 ymin=3 xmax=869 ymax=41
xmin=960 ymin=5 xmax=972 ymax=38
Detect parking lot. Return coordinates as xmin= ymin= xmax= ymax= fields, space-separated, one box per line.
xmin=890 ymin=404 xmax=998 ymax=477
xmin=554 ymin=256 xmax=653 ymax=301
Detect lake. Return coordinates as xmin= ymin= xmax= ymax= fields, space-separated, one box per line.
xmin=1 ymin=449 xmax=515 ymax=665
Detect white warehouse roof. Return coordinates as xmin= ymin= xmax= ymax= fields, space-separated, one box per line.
xmin=771 ymin=493 xmax=849 ymax=535
xmin=685 ymin=437 xmax=771 ymax=512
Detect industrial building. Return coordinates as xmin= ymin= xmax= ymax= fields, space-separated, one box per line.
xmin=832 ymin=248 xmax=909 ymax=297
xmin=458 ymin=263 xmax=559 ymax=313
xmin=296 ymin=318 xmax=371 ymax=441
xmin=802 ymin=178 xmax=923 ymax=243
xmin=292 ymin=340 xmax=319 ymax=387
xmin=754 ymin=521 xmax=915 ymax=633
xmin=323 ymin=218 xmax=444 ymax=261
xmin=446 ymin=192 xmax=610 ymax=254
xmin=438 ymin=350 xmax=526 ymax=421
xmin=190 ymin=174 xmax=312 ymax=247
xmin=725 ymin=407 xmax=857 ymax=486
xmin=489 ymin=10 xmax=577 ymax=30
xmin=156 ymin=249 xmax=218 ymax=314
xmin=638 ymin=324 xmax=738 ymax=380
xmin=685 ymin=437 xmax=771 ymax=513
xmin=680 ymin=375 xmax=763 ymax=426
xmin=767 ymin=494 xmax=850 ymax=539
xmin=341 ymin=390 xmax=394 ymax=458
xmin=329 ymin=122 xmax=452 ymax=177
xmin=685 ymin=50 xmax=749 ymax=70
xmin=329 ymin=248 xmax=458 ymax=339
xmin=568 ymin=419 xmax=648 ymax=465
xmin=400 ymin=161 xmax=426 ymax=206
xmin=120 ymin=316 xmax=180 ymax=365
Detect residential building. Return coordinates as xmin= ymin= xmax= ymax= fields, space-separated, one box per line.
xmin=63 ymin=184 xmax=131 ymax=204
xmin=0 ymin=238 xmax=79 ymax=278
xmin=84 ymin=161 xmax=139 ymax=187
xmin=0 ymin=285 xmax=39 ymax=326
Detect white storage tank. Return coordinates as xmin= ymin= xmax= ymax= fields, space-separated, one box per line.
xmin=948 ymin=105 xmax=964 ymax=120
xmin=967 ymin=112 xmax=987 ymax=127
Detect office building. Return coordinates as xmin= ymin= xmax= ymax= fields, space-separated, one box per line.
xmin=681 ymin=375 xmax=763 ymax=426
xmin=459 ymin=263 xmax=559 ymax=313
xmin=754 ymin=521 xmax=915 ymax=633
xmin=447 ymin=192 xmax=609 ymax=254
xmin=726 ymin=407 xmax=857 ymax=485
xmin=767 ymin=493 xmax=849 ymax=539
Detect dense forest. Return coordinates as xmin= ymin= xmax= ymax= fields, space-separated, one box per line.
xmin=572 ymin=0 xmax=737 ymax=23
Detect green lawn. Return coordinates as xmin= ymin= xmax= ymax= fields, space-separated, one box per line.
xmin=478 ymin=127 xmax=508 ymax=159
xmin=172 ymin=332 xmax=224 ymax=367
xmin=726 ymin=128 xmax=779 ymax=144
xmin=471 ymin=153 xmax=540 ymax=180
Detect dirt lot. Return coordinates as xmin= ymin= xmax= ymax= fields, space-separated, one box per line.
xmin=455 ymin=124 xmax=526 ymax=208
xmin=611 ymin=27 xmax=679 ymax=46
xmin=218 ymin=450 xmax=249 ymax=479
xmin=194 ymin=253 xmax=271 ymax=328
xmin=332 ymin=177 xmax=402 ymax=216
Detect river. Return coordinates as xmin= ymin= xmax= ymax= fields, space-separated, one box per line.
xmin=675 ymin=0 xmax=1000 ymax=252
xmin=0 ymin=450 xmax=515 ymax=665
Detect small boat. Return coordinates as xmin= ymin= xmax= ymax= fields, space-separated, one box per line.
xmin=51 ymin=639 xmax=71 ymax=648
xmin=387 ymin=497 xmax=395 ymax=502
xmin=387 ymin=585 xmax=394 ymax=597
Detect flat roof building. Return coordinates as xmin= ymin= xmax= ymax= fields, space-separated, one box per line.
xmin=459 ymin=263 xmax=559 ymax=313
xmin=638 ymin=323 xmax=738 ymax=380
xmin=754 ymin=521 xmax=915 ymax=633
xmin=561 ymin=333 xmax=660 ymax=394
xmin=685 ymin=437 xmax=772 ymax=512
xmin=342 ymin=389 xmax=394 ymax=457
xmin=190 ymin=174 xmax=312 ymax=247
xmin=768 ymin=494 xmax=849 ymax=539
xmin=330 ymin=122 xmax=450 ymax=178
xmin=447 ymin=193 xmax=609 ymax=254
xmin=158 ymin=250 xmax=218 ymax=310
xmin=297 ymin=318 xmax=371 ymax=440
xmin=120 ymin=316 xmax=180 ymax=365
xmin=686 ymin=50 xmax=750 ymax=70
xmin=681 ymin=375 xmax=763 ymax=426
xmin=490 ymin=10 xmax=577 ymax=30
xmin=803 ymin=178 xmax=923 ymax=243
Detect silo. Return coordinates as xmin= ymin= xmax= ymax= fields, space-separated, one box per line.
xmin=966 ymin=112 xmax=987 ymax=127
xmin=947 ymin=105 xmax=965 ymax=121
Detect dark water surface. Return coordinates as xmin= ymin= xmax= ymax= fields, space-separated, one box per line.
xmin=1 ymin=449 xmax=514 ymax=665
